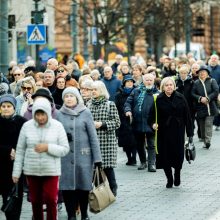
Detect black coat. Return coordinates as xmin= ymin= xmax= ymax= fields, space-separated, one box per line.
xmin=191 ymin=77 xmax=219 ymax=118
xmin=176 ymin=76 xmax=195 ymax=117
xmin=124 ymin=86 xmax=159 ymax=133
xmin=150 ymin=91 xmax=193 ymax=169
xmin=115 ymin=87 xmax=136 ymax=148
xmin=0 ymin=115 xmax=26 ymax=194
xmin=52 ymin=88 xmax=64 ymax=109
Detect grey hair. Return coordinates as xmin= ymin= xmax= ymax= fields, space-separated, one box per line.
xmin=160 ymin=77 xmax=176 ymax=92
xmin=92 ymin=80 xmax=110 ymax=100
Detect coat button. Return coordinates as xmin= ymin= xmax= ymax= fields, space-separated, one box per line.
xmin=71 ymin=117 xmax=74 ymax=120
xmin=71 ymin=161 xmax=74 ymax=164
xmin=70 ymin=128 xmax=73 ymax=130
xmin=70 ymin=149 xmax=74 ymax=153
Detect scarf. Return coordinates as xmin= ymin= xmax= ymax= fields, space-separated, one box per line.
xmin=91 ymin=96 xmax=106 ymax=106
xmin=137 ymin=83 xmax=153 ymax=111
xmin=123 ymin=87 xmax=133 ymax=95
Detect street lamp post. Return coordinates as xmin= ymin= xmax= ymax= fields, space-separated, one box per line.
xmin=184 ymin=0 xmax=191 ymax=54
xmin=0 ymin=0 xmax=9 ymax=75
xmin=71 ymin=0 xmax=78 ymax=55
xmin=83 ymin=0 xmax=89 ymax=61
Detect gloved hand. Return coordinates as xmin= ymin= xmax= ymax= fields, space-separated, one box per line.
xmin=188 ymin=136 xmax=193 ymax=143
xmin=94 ymin=162 xmax=102 ymax=168
xmin=66 ymin=133 xmax=73 ymax=142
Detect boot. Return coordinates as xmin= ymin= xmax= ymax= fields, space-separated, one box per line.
xmin=164 ymin=168 xmax=173 ymax=188
xmin=174 ymin=169 xmax=181 ymax=186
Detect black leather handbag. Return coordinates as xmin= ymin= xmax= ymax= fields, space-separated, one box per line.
xmin=1 ymin=183 xmax=19 ymax=213
xmin=185 ymin=142 xmax=196 ymax=164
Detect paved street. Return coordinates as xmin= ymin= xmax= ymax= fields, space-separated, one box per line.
xmin=1 ymin=129 xmax=220 ymax=220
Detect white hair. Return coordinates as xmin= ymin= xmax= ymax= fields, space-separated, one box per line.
xmin=92 ymin=81 xmax=110 ymax=100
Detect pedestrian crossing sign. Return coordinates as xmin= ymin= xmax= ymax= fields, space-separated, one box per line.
xmin=27 ymin=24 xmax=46 ymax=45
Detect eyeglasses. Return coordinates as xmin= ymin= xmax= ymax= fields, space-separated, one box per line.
xmin=21 ymin=86 xmax=32 ymax=91
xmin=57 ymin=69 xmax=65 ymax=73
xmin=14 ymin=74 xmax=21 ymax=76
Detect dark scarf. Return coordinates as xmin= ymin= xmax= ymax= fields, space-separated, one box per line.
xmin=123 ymin=87 xmax=133 ymax=95
xmin=91 ymin=96 xmax=106 ymax=105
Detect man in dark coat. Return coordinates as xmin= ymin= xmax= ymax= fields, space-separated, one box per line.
xmin=124 ymin=73 xmax=159 ymax=172
xmin=102 ymin=66 xmax=122 ymax=102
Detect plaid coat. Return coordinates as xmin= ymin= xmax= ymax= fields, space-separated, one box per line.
xmin=89 ymin=98 xmax=120 ymax=168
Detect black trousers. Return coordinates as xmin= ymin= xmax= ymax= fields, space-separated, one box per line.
xmin=134 ymin=131 xmax=156 ymax=165
xmin=62 ymin=190 xmax=89 ymax=219
xmin=103 ymin=168 xmax=117 ymax=193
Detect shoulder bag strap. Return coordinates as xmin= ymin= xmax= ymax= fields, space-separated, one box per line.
xmin=153 ymin=95 xmax=158 ymax=154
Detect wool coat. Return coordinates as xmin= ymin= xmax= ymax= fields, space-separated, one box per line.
xmin=149 ymin=91 xmax=193 ymax=169
xmin=0 ymin=115 xmax=26 ymax=194
xmin=191 ymin=77 xmax=219 ymax=118
xmin=57 ymin=104 xmax=102 ymax=191
xmin=88 ymin=98 xmax=120 ymax=168
xmin=115 ymin=87 xmax=136 ymax=148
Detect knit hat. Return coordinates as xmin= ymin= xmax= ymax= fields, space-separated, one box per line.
xmin=0 ymin=94 xmax=17 ymax=109
xmin=32 ymin=88 xmax=54 ymax=103
xmin=62 ymin=87 xmax=84 ymax=104
xmin=0 ymin=82 xmax=9 ymax=96
xmin=122 ymin=74 xmax=135 ymax=86
xmin=32 ymin=97 xmax=52 ymax=120
xmin=196 ymin=65 xmax=211 ymax=75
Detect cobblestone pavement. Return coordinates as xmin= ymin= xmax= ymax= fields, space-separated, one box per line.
xmin=1 ymin=129 xmax=220 ymax=220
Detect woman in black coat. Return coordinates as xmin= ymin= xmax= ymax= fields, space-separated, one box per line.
xmin=0 ymin=94 xmax=26 ymax=220
xmin=150 ymin=77 xmax=193 ymax=188
xmin=115 ymin=75 xmax=137 ymax=165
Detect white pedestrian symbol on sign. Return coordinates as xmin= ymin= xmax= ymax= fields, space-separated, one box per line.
xmin=28 ymin=26 xmax=44 ymax=41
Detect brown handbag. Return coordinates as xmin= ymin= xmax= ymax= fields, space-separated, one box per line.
xmin=89 ymin=167 xmax=116 ymax=213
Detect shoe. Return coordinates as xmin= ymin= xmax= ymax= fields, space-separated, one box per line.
xmin=112 ymin=186 xmax=118 ymax=197
xmin=126 ymin=160 xmax=136 ymax=166
xmin=137 ymin=163 xmax=147 ymax=170
xmin=215 ymin=126 xmax=220 ymax=131
xmin=199 ymin=138 xmax=204 ymax=142
xmin=203 ymin=143 xmax=210 ymax=149
xmin=81 ymin=217 xmax=90 ymax=220
xmin=148 ymin=164 xmax=156 ymax=172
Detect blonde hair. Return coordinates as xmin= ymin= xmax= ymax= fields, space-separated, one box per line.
xmin=92 ymin=81 xmax=110 ymax=100
xmin=160 ymin=77 xmax=176 ymax=92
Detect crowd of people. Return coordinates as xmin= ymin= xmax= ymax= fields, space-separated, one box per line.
xmin=0 ymin=51 xmax=220 ymax=220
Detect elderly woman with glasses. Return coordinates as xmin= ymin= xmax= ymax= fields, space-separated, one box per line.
xmin=15 ymin=76 xmax=36 ymax=116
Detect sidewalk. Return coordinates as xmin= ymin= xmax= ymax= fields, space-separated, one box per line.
xmin=1 ymin=130 xmax=220 ymax=220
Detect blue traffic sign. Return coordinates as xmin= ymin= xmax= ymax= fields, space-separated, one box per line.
xmin=27 ymin=24 xmax=46 ymax=45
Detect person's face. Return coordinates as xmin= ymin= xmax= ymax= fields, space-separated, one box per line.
xmin=80 ymin=87 xmax=92 ymax=99
xmin=64 ymin=93 xmax=77 ymax=107
xmin=163 ymin=80 xmax=175 ymax=96
xmin=13 ymin=70 xmax=23 ymax=82
xmin=57 ymin=68 xmax=67 ymax=78
xmin=163 ymin=59 xmax=170 ymax=67
xmin=56 ymin=78 xmax=65 ymax=89
xmin=191 ymin=65 xmax=200 ymax=74
xmin=125 ymin=80 xmax=134 ymax=88
xmin=210 ymin=56 xmax=219 ymax=66
xmin=104 ymin=68 xmax=113 ymax=79
xmin=179 ymin=71 xmax=188 ymax=80
xmin=121 ymin=65 xmax=129 ymax=74
xmin=88 ymin=62 xmax=95 ymax=70
xmin=36 ymin=81 xmax=43 ymax=90
xmin=199 ymin=70 xmax=208 ymax=80
xmin=44 ymin=73 xmax=55 ymax=85
xmin=0 ymin=102 xmax=15 ymax=117
xmin=47 ymin=60 xmax=57 ymax=71
xmin=132 ymin=68 xmax=142 ymax=78
xmin=170 ymin=63 xmax=176 ymax=70
xmin=34 ymin=111 xmax=48 ymax=126
xmin=21 ymin=82 xmax=34 ymax=95
xmin=116 ymin=57 xmax=122 ymax=64
xmin=143 ymin=75 xmax=154 ymax=87
xmin=66 ymin=63 xmax=74 ymax=73
xmin=92 ymin=88 xmax=100 ymax=98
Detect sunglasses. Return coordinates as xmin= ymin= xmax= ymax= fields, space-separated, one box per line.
xmin=21 ymin=86 xmax=32 ymax=91
xmin=14 ymin=74 xmax=21 ymax=76
xmin=57 ymin=69 xmax=65 ymax=73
